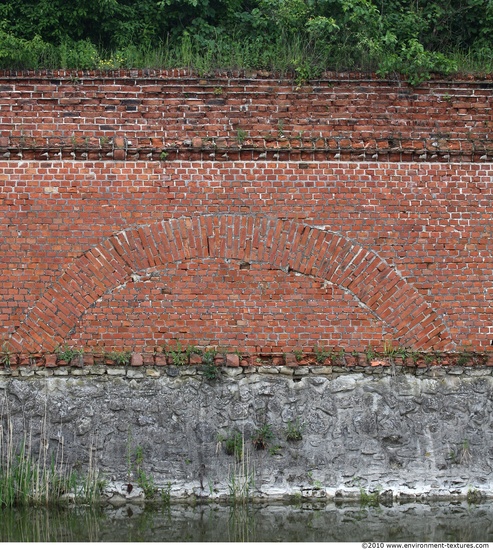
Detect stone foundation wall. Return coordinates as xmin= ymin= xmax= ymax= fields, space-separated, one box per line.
xmin=2 ymin=368 xmax=492 ymax=502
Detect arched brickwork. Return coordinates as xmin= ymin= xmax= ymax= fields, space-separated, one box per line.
xmin=9 ymin=214 xmax=453 ymax=352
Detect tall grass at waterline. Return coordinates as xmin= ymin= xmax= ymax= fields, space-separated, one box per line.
xmin=228 ymin=435 xmax=255 ymax=505
xmin=0 ymin=408 xmax=103 ymax=507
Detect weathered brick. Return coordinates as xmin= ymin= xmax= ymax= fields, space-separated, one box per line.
xmin=130 ymin=352 xmax=143 ymax=367
xmin=0 ymin=71 xmax=492 ymax=359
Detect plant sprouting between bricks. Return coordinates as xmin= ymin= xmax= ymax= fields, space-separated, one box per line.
xmin=106 ymin=350 xmax=131 ymax=366
xmin=55 ymin=344 xmax=83 ymax=363
xmin=313 ymin=345 xmax=344 ymax=364
xmin=166 ymin=341 xmax=198 ymax=366
xmin=0 ymin=343 xmax=12 ymax=368
xmin=313 ymin=345 xmax=330 ymax=363
xmin=293 ymin=349 xmax=303 ymax=362
xmin=202 ymin=348 xmax=220 ymax=380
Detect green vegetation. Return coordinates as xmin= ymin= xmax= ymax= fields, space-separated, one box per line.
xmin=161 ymin=481 xmax=172 ymax=505
xmin=236 ymin=128 xmax=248 ymax=145
xmin=467 ymin=486 xmax=482 ymax=504
xmin=313 ymin=345 xmax=330 ymax=364
xmin=163 ymin=342 xmax=222 ymax=374
xmin=0 ymin=343 xmax=11 ymax=368
xmin=364 ymin=345 xmax=376 ymax=362
xmin=293 ymin=349 xmax=303 ymax=362
xmin=105 ymin=350 xmax=131 ymax=366
xmin=313 ymin=346 xmax=344 ymax=364
xmin=218 ymin=431 xmax=244 ymax=460
xmin=202 ymin=347 xmax=220 ymax=380
xmin=218 ymin=430 xmax=255 ymax=502
xmin=359 ymin=486 xmax=381 ymax=507
xmin=126 ymin=431 xmax=159 ymax=498
xmin=133 ymin=445 xmax=158 ymax=498
xmin=457 ymin=347 xmax=473 ymax=367
xmin=55 ymin=344 xmax=83 ymax=364
xmin=285 ymin=418 xmax=304 ymax=442
xmin=268 ymin=444 xmax=282 ymax=456
xmin=203 ymin=362 xmax=220 ymax=380
xmin=228 ymin=449 xmax=255 ymax=504
xmin=0 ymin=423 xmax=103 ymax=507
xmin=1 ymin=1 xmax=493 ymax=83
xmin=166 ymin=341 xmax=189 ymax=366
xmin=448 ymin=439 xmax=472 ymax=465
xmin=251 ymin=423 xmax=274 ymax=451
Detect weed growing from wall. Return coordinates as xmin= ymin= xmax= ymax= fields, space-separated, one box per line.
xmin=218 ymin=431 xmax=243 ymax=461
xmin=285 ymin=418 xmax=304 ymax=442
xmin=236 ymin=129 xmax=248 ymax=146
xmin=251 ymin=424 xmax=274 ymax=451
xmin=166 ymin=342 xmax=189 ymax=366
xmin=126 ymin=431 xmax=157 ymax=498
xmin=0 ymin=344 xmax=11 ymax=368
xmin=105 ymin=350 xmax=131 ymax=366
xmin=134 ymin=446 xmax=157 ymax=498
xmin=55 ymin=344 xmax=83 ymax=364
xmin=202 ymin=348 xmax=220 ymax=380
xmin=313 ymin=345 xmax=330 ymax=364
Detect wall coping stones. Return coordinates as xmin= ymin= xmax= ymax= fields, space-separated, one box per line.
xmin=2 ymin=354 xmax=493 ymax=381
xmin=2 ymin=350 xmax=491 ymax=370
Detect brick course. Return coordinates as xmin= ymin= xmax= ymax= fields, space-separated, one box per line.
xmin=1 ymin=71 xmax=492 ymax=355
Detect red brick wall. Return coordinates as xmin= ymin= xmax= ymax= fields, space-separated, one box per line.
xmin=1 ymin=70 xmax=493 ymax=354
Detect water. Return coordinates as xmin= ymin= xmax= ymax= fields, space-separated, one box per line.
xmin=1 ymin=501 xmax=493 ymax=542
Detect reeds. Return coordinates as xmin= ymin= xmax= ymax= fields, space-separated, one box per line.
xmin=228 ymin=436 xmax=255 ymax=504
xmin=0 ymin=401 xmax=103 ymax=508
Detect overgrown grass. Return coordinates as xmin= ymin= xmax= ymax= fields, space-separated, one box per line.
xmin=3 ymin=29 xmax=490 ymax=84
xmin=451 ymin=48 xmax=493 ymax=76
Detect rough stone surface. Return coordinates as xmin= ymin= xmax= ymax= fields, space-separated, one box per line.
xmin=2 ymin=372 xmax=493 ymax=501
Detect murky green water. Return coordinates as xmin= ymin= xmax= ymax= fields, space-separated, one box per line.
xmin=1 ymin=501 xmax=493 ymax=542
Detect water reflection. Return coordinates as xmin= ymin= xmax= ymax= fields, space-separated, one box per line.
xmin=1 ymin=501 xmax=493 ymax=542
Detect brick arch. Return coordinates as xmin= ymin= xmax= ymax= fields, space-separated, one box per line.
xmin=10 ymin=214 xmax=453 ymax=352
